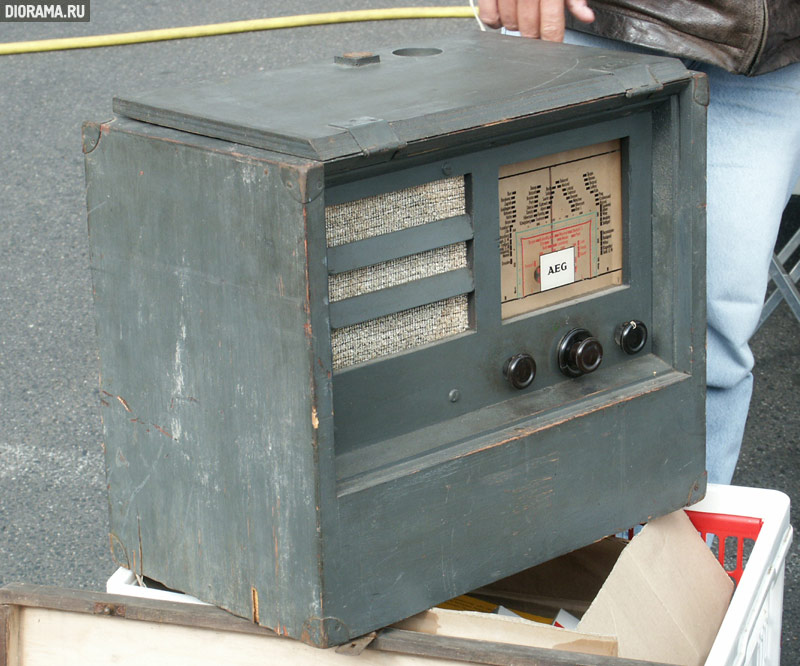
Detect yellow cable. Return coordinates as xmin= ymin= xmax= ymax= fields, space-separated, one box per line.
xmin=0 ymin=7 xmax=474 ymax=56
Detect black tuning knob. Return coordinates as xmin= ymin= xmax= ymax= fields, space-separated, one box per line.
xmin=503 ymin=353 xmax=536 ymax=390
xmin=558 ymin=328 xmax=603 ymax=378
xmin=616 ymin=320 xmax=648 ymax=355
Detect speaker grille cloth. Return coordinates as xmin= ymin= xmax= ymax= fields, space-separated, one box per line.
xmin=331 ymin=296 xmax=469 ymax=370
xmin=325 ymin=177 xmax=465 ymax=247
xmin=328 ymin=243 xmax=467 ymax=302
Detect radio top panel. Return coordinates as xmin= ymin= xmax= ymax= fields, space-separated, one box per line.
xmin=111 ymin=33 xmax=692 ymax=167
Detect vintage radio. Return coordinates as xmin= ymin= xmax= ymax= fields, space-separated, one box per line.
xmin=84 ymin=34 xmax=707 ymax=646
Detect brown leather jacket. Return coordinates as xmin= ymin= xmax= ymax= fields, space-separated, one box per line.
xmin=566 ymin=0 xmax=800 ymax=75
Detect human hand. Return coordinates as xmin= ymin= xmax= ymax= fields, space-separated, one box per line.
xmin=477 ymin=0 xmax=595 ymax=42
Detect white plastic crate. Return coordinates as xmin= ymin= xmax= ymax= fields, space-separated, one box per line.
xmin=106 ymin=567 xmax=209 ymax=605
xmin=688 ymin=484 xmax=793 ymax=666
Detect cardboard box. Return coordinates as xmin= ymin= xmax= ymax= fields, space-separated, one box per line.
xmin=395 ymin=509 xmax=734 ymax=666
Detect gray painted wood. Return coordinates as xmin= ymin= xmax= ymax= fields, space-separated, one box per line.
xmin=85 ymin=119 xmax=330 ymax=641
xmin=111 ymin=33 xmax=690 ymax=165
xmin=327 ymin=381 xmax=704 ymax=637
xmin=327 ymin=215 xmax=473 ymax=274
xmin=86 ymin=35 xmax=707 ymax=647
xmin=329 ymin=114 xmax=655 ymax=453
xmin=329 ymin=269 xmax=474 ymax=328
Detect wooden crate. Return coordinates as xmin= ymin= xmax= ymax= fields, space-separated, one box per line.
xmin=0 ymin=584 xmax=672 ymax=666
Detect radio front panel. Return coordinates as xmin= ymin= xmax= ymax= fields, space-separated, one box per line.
xmin=330 ymin=113 xmax=655 ymax=472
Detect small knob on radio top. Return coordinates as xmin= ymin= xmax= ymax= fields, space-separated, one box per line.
xmin=503 ymin=353 xmax=536 ymax=390
xmin=615 ymin=320 xmax=648 ymax=355
xmin=558 ymin=329 xmax=603 ymax=378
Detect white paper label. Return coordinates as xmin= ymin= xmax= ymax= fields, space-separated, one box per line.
xmin=540 ymin=247 xmax=575 ymax=291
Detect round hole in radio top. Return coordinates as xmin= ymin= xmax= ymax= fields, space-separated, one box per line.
xmin=392 ymin=47 xmax=443 ymax=57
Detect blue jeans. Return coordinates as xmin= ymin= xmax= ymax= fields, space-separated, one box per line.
xmin=508 ymin=28 xmax=800 ymax=483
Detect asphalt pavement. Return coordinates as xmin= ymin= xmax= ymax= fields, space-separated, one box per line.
xmin=1 ymin=2 xmax=798 ymax=663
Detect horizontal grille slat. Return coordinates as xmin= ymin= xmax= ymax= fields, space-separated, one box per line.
xmin=326 ymin=214 xmax=472 ymax=275
xmin=329 ymin=243 xmax=467 ymax=302
xmin=328 ymin=269 xmax=473 ymax=330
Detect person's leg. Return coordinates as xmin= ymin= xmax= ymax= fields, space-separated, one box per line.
xmin=698 ymin=62 xmax=800 ymax=483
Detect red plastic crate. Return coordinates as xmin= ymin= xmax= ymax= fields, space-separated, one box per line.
xmin=685 ymin=510 xmax=764 ymax=584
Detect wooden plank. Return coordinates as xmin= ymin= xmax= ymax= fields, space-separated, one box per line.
xmin=373 ymin=628 xmax=676 ymax=666
xmin=9 ymin=606 xmax=439 ymax=666
xmin=0 ymin=604 xmax=19 ymax=666
xmin=0 ymin=584 xmax=276 ymax=639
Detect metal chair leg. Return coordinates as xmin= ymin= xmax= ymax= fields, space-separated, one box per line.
xmin=756 ymin=228 xmax=800 ymax=331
